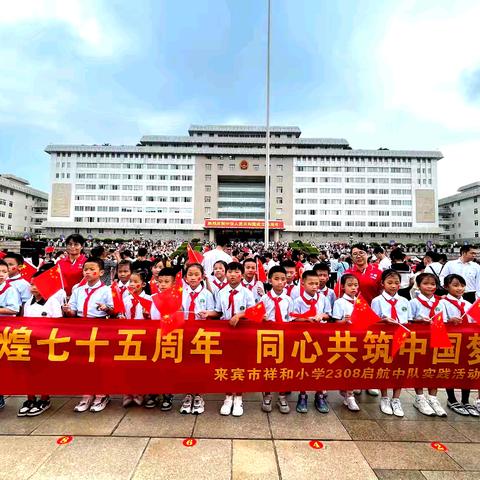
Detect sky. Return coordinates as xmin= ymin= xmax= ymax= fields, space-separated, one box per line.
xmin=0 ymin=0 xmax=479 ymax=198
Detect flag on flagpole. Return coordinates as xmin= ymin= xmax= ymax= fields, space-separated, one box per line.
xmin=187 ymin=244 xmax=204 ymax=264
xmin=17 ymin=261 xmax=37 ymax=282
xmin=149 ymin=279 xmax=159 ymax=296
xmin=466 ymin=298 xmax=480 ymax=324
xmin=128 ymin=288 xmax=153 ymax=313
xmin=111 ymin=281 xmax=126 ymax=316
xmin=256 ymin=257 xmax=267 ymax=283
xmin=430 ymin=311 xmax=452 ymax=348
xmin=350 ymin=295 xmax=381 ymax=329
xmin=32 ymin=264 xmax=63 ymax=299
xmin=0 ymin=251 xmax=6 ymax=259
xmin=159 ymin=311 xmax=185 ymax=336
xmin=244 ymin=302 xmax=267 ymax=322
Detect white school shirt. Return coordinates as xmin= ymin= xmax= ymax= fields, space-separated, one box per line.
xmin=123 ymin=291 xmax=152 ymax=319
xmin=241 ymin=278 xmax=265 ymax=302
xmin=283 ymin=282 xmax=297 ymax=298
xmin=332 ymin=294 xmax=356 ymax=321
xmin=409 ymin=293 xmax=446 ymax=321
xmin=7 ymin=275 xmax=31 ymax=304
xmin=440 ymin=259 xmax=480 ymax=295
xmin=182 ymin=284 xmax=215 ymax=320
xmin=69 ymin=281 xmax=113 ymax=318
xmin=319 ymin=286 xmax=336 ymax=310
xmin=0 ymin=282 xmax=21 ymax=316
xmin=371 ymin=292 xmax=411 ymax=325
xmin=23 ymin=295 xmax=63 ymax=318
xmin=202 ymin=248 xmax=233 ymax=280
xmin=52 ymin=288 xmax=67 ymax=305
xmin=210 ymin=278 xmax=228 ymax=299
xmin=378 ymin=257 xmax=392 ymax=271
xmin=441 ymin=294 xmax=474 ymax=323
xmin=290 ymin=284 xmax=301 ymax=301
xmin=215 ymin=284 xmax=255 ymax=320
xmin=260 ymin=291 xmax=293 ymax=322
xmin=293 ymin=290 xmax=331 ymax=316
xmin=117 ymin=280 xmax=131 ymax=298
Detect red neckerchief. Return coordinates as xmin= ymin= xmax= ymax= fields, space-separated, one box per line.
xmin=416 ymin=295 xmax=440 ymax=317
xmin=383 ymin=294 xmax=398 ymax=321
xmin=0 ymin=283 xmax=10 ymax=296
xmin=213 ymin=279 xmax=227 ymax=290
xmin=82 ymin=283 xmax=105 ymax=315
xmin=443 ymin=297 xmax=465 ymax=316
xmin=285 ymin=283 xmax=295 ymax=296
xmin=242 ymin=279 xmax=255 ymax=291
xmin=267 ymin=291 xmax=283 ymax=322
xmin=188 ymin=285 xmax=203 ymax=321
xmin=227 ymin=289 xmax=239 ymax=317
xmin=300 ymin=291 xmax=318 ymax=314
xmin=320 ymin=287 xmax=330 ymax=297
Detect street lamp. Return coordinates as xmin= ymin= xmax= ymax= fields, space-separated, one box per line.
xmin=264 ymin=0 xmax=271 ymax=247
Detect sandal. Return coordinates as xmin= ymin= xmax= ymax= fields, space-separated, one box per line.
xmin=463 ymin=403 xmax=480 ymax=417
xmin=447 ymin=401 xmax=469 ymax=416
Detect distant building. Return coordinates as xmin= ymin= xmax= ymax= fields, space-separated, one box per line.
xmin=439 ymin=182 xmax=480 ymax=243
xmin=0 ymin=174 xmax=48 ymax=237
xmin=44 ymin=124 xmax=442 ymax=242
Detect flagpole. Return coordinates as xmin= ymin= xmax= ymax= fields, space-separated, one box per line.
xmin=264 ymin=0 xmax=271 ymax=248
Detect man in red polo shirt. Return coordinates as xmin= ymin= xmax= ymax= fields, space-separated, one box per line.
xmin=57 ymin=234 xmax=88 ymax=296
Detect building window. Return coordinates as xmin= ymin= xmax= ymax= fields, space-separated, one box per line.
xmin=218 ymin=164 xmax=223 ymax=170
xmin=205 ymin=175 xmax=211 ymax=181
xmin=205 ymin=207 xmax=211 ymax=217
xmin=205 ymin=185 xmax=211 ymax=192
xmin=276 ymin=176 xmax=283 ymax=183
xmin=276 ymin=186 xmax=283 ymax=194
xmin=277 ymin=164 xmax=283 ymax=171
xmin=204 ymin=196 xmax=211 ymax=203
xmin=475 ymin=208 xmax=478 ymax=214
xmin=229 ymin=164 xmax=235 ymax=171
xmin=205 ymin=164 xmax=212 ymax=171
xmin=276 ymin=197 xmax=283 ymax=204
xmin=253 ymin=164 xmax=260 ymax=171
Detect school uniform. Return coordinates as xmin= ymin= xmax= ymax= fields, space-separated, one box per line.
xmin=182 ymin=284 xmax=215 ymax=320
xmin=210 ymin=278 xmax=228 ymax=299
xmin=7 ymin=275 xmax=31 ymax=304
xmin=23 ymin=295 xmax=63 ymax=318
xmin=332 ymin=294 xmax=356 ymax=320
xmin=241 ymin=278 xmax=265 ymax=302
xmin=293 ymin=290 xmax=331 ymax=316
xmin=283 ymin=282 xmax=297 ymax=298
xmin=123 ymin=291 xmax=152 ymax=319
xmin=319 ymin=286 xmax=336 ymax=310
xmin=0 ymin=282 xmax=21 ymax=316
xmin=215 ymin=284 xmax=255 ymax=320
xmin=117 ymin=280 xmax=130 ymax=298
xmin=52 ymin=289 xmax=67 ymax=305
xmin=260 ymin=290 xmax=293 ymax=322
xmin=442 ymin=294 xmax=474 ymax=323
xmin=409 ymin=293 xmax=446 ymax=321
xmin=69 ymin=281 xmax=113 ymax=318
xmin=290 ymin=284 xmax=301 ymax=301
xmin=150 ymin=293 xmax=162 ymax=320
xmin=371 ymin=292 xmax=411 ymax=325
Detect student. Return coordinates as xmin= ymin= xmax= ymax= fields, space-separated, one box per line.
xmin=17 ymin=269 xmax=63 ymax=417
xmin=313 ymin=262 xmax=336 ymax=310
xmin=63 ymin=257 xmax=114 ymax=413
xmin=442 ymin=274 xmax=479 ymax=416
xmin=0 ymin=258 xmax=21 ymax=409
xmin=209 ymin=260 xmax=228 ymax=297
xmin=4 ymin=252 xmax=32 ymax=304
xmin=260 ymin=266 xmax=293 ymax=414
xmin=150 ymin=258 xmax=166 ymax=290
xmin=332 ymin=274 xmax=361 ymax=412
xmin=116 ymin=260 xmax=132 ymax=295
xmin=242 ymin=258 xmax=265 ymax=302
xmin=389 ymin=248 xmax=414 ymax=299
xmin=409 ymin=272 xmax=447 ymax=417
xmin=292 ymin=270 xmax=331 ymax=413
xmin=371 ymin=269 xmax=412 ymax=417
xmin=264 ymin=252 xmax=278 ymax=273
xmin=280 ymin=260 xmax=297 ymax=297
xmin=207 ymin=261 xmax=255 ymax=417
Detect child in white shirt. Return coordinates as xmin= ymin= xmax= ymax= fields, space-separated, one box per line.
xmin=280 ymin=260 xmax=297 ymax=297
xmin=242 ymin=258 xmax=265 ymax=302
xmin=4 ymin=252 xmax=32 ymax=304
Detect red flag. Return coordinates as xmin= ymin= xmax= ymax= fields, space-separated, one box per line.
xmin=0 ymin=251 xmax=6 ymax=259
xmin=350 ymin=295 xmax=381 ymax=328
xmin=128 ymin=288 xmax=153 ymax=313
xmin=466 ymin=298 xmax=480 ymax=324
xmin=45 ymin=246 xmax=55 ymax=254
xmin=152 ymin=281 xmax=183 ymax=318
xmin=187 ymin=244 xmax=203 ymax=264
xmin=392 ymin=325 xmax=410 ymax=357
xmin=333 ymin=280 xmax=342 ymax=299
xmin=159 ymin=311 xmax=185 ymax=336
xmin=32 ymin=264 xmax=63 ymax=299
xmin=430 ymin=312 xmax=452 ymax=348
xmin=149 ymin=279 xmax=159 ymax=296
xmin=244 ymin=302 xmax=267 ymax=322
xmin=256 ymin=258 xmax=267 ymax=283
xmin=290 ymin=305 xmax=317 ymax=319
xmin=78 ymin=276 xmax=88 ymax=287
xmin=111 ymin=281 xmax=126 ymax=316
xmin=175 ymin=270 xmax=183 ymax=288
xmin=17 ymin=261 xmax=37 ymax=282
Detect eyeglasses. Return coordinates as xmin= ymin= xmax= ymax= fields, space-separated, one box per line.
xmin=351 ymin=252 xmax=367 ymax=257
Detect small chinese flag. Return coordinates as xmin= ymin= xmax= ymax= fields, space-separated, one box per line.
xmin=244 ymin=302 xmax=267 ymax=322
xmin=466 ymin=298 xmax=480 ymax=324
xmin=290 ymin=305 xmax=317 ymax=319
xmin=187 ymin=244 xmax=203 ymax=264
xmin=256 ymin=258 xmax=267 ymax=283
xmin=350 ymin=295 xmax=381 ymax=329
xmin=128 ymin=288 xmax=153 ymax=313
xmin=160 ymin=311 xmax=185 ymax=336
xmin=78 ymin=276 xmax=88 ymax=287
xmin=149 ymin=279 xmax=159 ymax=296
xmin=45 ymin=246 xmax=55 ymax=254
xmin=175 ymin=269 xmax=183 ymax=288
xmin=152 ymin=282 xmax=183 ymax=317
xmin=333 ymin=280 xmax=342 ymax=299
xmin=430 ymin=311 xmax=452 ymax=349
xmin=392 ymin=325 xmax=410 ymax=357
xmin=0 ymin=251 xmax=6 ymax=259
xmin=17 ymin=261 xmax=37 ymax=282
xmin=32 ymin=264 xmax=63 ymax=299
xmin=111 ymin=281 xmax=126 ymax=315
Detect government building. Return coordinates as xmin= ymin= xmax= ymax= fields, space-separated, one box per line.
xmin=44 ymin=125 xmax=442 ymax=243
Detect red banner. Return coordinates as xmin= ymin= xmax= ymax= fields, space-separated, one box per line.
xmin=1 ymin=318 xmax=480 ymax=394
xmin=204 ymin=219 xmax=285 ymax=230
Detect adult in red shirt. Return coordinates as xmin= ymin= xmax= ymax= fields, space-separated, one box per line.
xmin=57 ymin=234 xmax=88 ymax=297
xmin=344 ymin=243 xmax=382 ymax=304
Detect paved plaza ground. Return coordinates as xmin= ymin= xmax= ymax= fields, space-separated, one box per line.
xmin=0 ymin=390 xmax=479 ymax=479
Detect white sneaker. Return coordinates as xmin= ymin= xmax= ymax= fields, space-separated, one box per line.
xmin=380 ymin=397 xmax=393 ymax=415
xmin=476 ymin=398 xmax=480 ymax=413
xmin=391 ymin=398 xmax=404 ymax=417
xmin=220 ymin=395 xmax=233 ymax=415
xmin=192 ymin=395 xmax=205 ymax=415
xmin=367 ymin=389 xmax=380 ymax=396
xmin=232 ymin=395 xmax=244 ymax=417
xmin=90 ymin=395 xmax=110 ymax=412
xmin=180 ymin=394 xmax=193 ymax=414
xmin=344 ymin=396 xmax=360 ymax=411
xmin=413 ymin=394 xmax=436 ymax=416
xmin=122 ymin=395 xmax=134 ymax=408
xmin=74 ymin=395 xmax=94 ymax=412
xmin=352 ymin=390 xmax=361 ymax=395
xmin=428 ymin=396 xmax=447 ymax=417
xmin=133 ymin=395 xmax=144 ymax=406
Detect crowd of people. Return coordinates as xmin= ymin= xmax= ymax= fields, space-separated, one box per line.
xmin=1 ymin=234 xmax=479 ymax=421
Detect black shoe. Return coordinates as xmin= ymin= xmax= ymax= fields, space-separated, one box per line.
xmin=0 ymin=395 xmax=5 ymax=409
xmin=144 ymin=395 xmax=158 ymax=409
xmin=18 ymin=399 xmax=36 ymax=417
xmin=27 ymin=399 xmax=51 ymax=417
xmin=160 ymin=394 xmax=174 ymax=411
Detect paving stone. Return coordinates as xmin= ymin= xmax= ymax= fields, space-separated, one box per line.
xmin=275 ymin=440 xmax=376 ymax=480
xmin=422 ymin=472 xmax=480 ymax=479
xmin=377 ymin=420 xmax=470 ymax=442
xmin=0 ymin=436 xmax=58 ymax=480
xmin=193 ymin=401 xmax=271 ymax=439
xmin=356 ymin=441 xmax=460 ymax=470
xmin=445 ymin=443 xmax=480 ymax=470
xmin=374 ymin=470 xmax=425 ymax=480
xmin=132 ymin=438 xmax=230 ymax=480
xmin=341 ymin=420 xmax=390 ymax=440
xmin=449 ymin=422 xmax=480 ymax=442
xmin=232 ymin=440 xmax=279 ymax=480
xmin=30 ymin=436 xmax=148 ymax=480
xmin=32 ymin=398 xmax=127 ymax=436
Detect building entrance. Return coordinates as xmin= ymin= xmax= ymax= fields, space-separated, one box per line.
xmin=216 ymin=229 xmax=264 ymax=242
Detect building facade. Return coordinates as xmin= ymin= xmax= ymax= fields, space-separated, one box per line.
xmin=439 ymin=182 xmax=480 ymax=243
xmin=44 ymin=125 xmax=442 ymax=242
xmin=0 ymin=174 xmax=48 ymax=238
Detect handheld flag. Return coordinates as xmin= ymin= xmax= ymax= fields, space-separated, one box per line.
xmin=159 ymin=311 xmax=185 ymax=336
xmin=111 ymin=281 xmax=126 ymax=316
xmin=149 ymin=279 xmax=159 ymax=296
xmin=187 ymin=244 xmax=204 ymax=264
xmin=152 ymin=280 xmax=183 ymax=318
xmin=32 ymin=264 xmax=63 ymax=299
xmin=256 ymin=258 xmax=267 ymax=283
xmin=430 ymin=311 xmax=452 ymax=348
xmin=17 ymin=261 xmax=37 ymax=282
xmin=466 ymin=298 xmax=480 ymax=324
xmin=128 ymin=288 xmax=153 ymax=313
xmin=350 ymin=295 xmax=381 ymax=329
xmin=244 ymin=302 xmax=267 ymax=322
xmin=175 ymin=269 xmax=183 ymax=288
xmin=333 ymin=280 xmax=342 ymax=299
xmin=392 ymin=324 xmax=410 ymax=357
xmin=290 ymin=305 xmax=317 ymax=319
xmin=77 ymin=276 xmax=88 ymax=288
xmin=0 ymin=251 xmax=6 ymax=259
